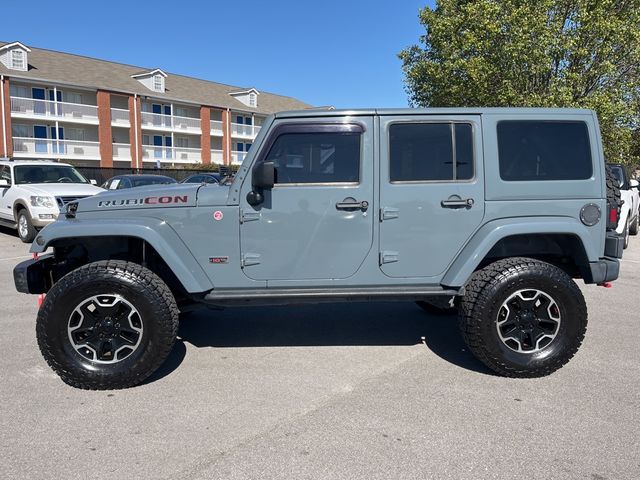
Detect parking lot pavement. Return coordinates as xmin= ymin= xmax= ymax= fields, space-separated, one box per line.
xmin=0 ymin=228 xmax=639 ymax=480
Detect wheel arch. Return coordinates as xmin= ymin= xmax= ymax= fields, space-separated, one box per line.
xmin=442 ymin=217 xmax=599 ymax=288
xmin=31 ymin=218 xmax=213 ymax=294
xmin=13 ymin=199 xmax=29 ymax=219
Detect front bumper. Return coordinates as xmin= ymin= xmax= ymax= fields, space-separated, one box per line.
xmin=13 ymin=254 xmax=55 ymax=294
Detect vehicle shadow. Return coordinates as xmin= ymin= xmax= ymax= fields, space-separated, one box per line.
xmin=146 ymin=302 xmax=493 ymax=383
xmin=0 ymin=224 xmax=19 ymax=240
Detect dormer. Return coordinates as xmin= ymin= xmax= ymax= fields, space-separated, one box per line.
xmin=230 ymin=88 xmax=259 ymax=108
xmin=131 ymin=69 xmax=168 ymax=93
xmin=0 ymin=42 xmax=31 ymax=72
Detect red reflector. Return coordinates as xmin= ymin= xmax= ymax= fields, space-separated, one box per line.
xmin=609 ymin=208 xmax=618 ymax=223
xmin=32 ymin=252 xmax=39 ymax=260
xmin=38 ymin=294 xmax=45 ymax=307
xmin=598 ymin=282 xmax=613 ymax=288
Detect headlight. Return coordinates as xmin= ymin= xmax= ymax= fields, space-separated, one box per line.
xmin=30 ymin=196 xmax=56 ymax=208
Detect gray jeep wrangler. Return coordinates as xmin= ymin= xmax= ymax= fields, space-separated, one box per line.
xmin=14 ymin=108 xmax=624 ymax=389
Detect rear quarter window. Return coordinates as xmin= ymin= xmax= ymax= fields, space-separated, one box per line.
xmin=497 ymin=121 xmax=592 ymax=181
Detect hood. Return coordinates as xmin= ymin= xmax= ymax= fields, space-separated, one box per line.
xmin=72 ymin=183 xmax=230 ymax=214
xmin=19 ymin=183 xmax=104 ymax=196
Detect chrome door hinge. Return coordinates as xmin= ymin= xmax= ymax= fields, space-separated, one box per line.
xmin=241 ymin=253 xmax=261 ymax=268
xmin=380 ymin=251 xmax=399 ymax=264
xmin=241 ymin=209 xmax=261 ymax=223
xmin=380 ymin=207 xmax=399 ymax=222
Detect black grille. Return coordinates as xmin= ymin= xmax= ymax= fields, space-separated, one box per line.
xmin=56 ymin=196 xmax=88 ymax=209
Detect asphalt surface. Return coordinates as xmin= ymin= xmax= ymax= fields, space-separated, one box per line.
xmin=0 ymin=224 xmax=639 ymax=480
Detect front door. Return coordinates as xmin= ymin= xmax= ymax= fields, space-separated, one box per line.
xmin=379 ymin=115 xmax=485 ymax=280
xmin=239 ymin=118 xmax=375 ymax=282
xmin=0 ymin=165 xmax=13 ymax=221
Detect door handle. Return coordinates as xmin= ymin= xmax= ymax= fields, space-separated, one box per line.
xmin=441 ymin=197 xmax=474 ymax=209
xmin=336 ymin=198 xmax=369 ymax=212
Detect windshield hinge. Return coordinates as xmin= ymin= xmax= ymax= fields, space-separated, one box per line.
xmin=241 ymin=209 xmax=261 ymax=223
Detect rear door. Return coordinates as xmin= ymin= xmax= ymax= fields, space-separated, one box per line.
xmin=379 ymin=115 xmax=485 ymax=280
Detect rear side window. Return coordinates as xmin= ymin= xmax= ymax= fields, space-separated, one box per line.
xmin=497 ymin=121 xmax=592 ymax=181
xmin=265 ymin=132 xmax=361 ymax=184
xmin=389 ymin=123 xmax=474 ymax=182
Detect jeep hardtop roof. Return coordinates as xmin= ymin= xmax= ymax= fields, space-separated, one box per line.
xmin=275 ymin=107 xmax=595 ymax=119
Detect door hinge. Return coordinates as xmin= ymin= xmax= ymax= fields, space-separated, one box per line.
xmin=241 ymin=253 xmax=261 ymax=267
xmin=380 ymin=207 xmax=399 ymax=222
xmin=241 ymin=210 xmax=261 ymax=223
xmin=380 ymin=251 xmax=399 ymax=264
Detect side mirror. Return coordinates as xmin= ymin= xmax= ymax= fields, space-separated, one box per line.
xmin=89 ymin=179 xmax=97 ymax=185
xmin=0 ymin=179 xmax=9 ymax=188
xmin=252 ymin=161 xmax=275 ymax=190
xmin=630 ymin=179 xmax=639 ymax=189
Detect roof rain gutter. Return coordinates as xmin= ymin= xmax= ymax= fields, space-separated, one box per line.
xmin=0 ymin=75 xmax=6 ymax=158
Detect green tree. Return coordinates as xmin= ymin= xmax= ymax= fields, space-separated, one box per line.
xmin=399 ymin=0 xmax=640 ymax=164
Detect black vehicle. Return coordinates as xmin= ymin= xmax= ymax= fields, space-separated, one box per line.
xmin=101 ymin=174 xmax=177 ymax=190
xmin=180 ymin=173 xmax=220 ymax=184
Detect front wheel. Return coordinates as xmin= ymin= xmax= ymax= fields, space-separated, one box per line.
xmin=623 ymin=218 xmax=630 ymax=249
xmin=459 ymin=257 xmax=587 ymax=378
xmin=36 ymin=260 xmax=179 ymax=389
xmin=630 ymin=213 xmax=638 ymax=236
xmin=17 ymin=209 xmax=36 ymax=243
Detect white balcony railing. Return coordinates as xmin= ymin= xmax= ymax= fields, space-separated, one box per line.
xmin=10 ymin=97 xmax=99 ymax=123
xmin=210 ymin=120 xmax=223 ymax=136
xmin=141 ymin=145 xmax=202 ymax=163
xmin=211 ymin=149 xmax=223 ymax=164
xmin=140 ymin=112 xmax=200 ymax=132
xmin=231 ymin=151 xmax=246 ymax=165
xmin=13 ymin=137 xmax=100 ymax=159
xmin=112 ymin=143 xmax=131 ymax=160
xmin=230 ymin=122 xmax=261 ymax=138
xmin=111 ymin=108 xmax=130 ymax=126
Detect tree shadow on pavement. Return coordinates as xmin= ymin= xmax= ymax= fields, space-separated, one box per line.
xmin=148 ymin=302 xmax=493 ymax=383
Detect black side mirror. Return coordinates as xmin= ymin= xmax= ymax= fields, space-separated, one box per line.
xmin=252 ymin=161 xmax=275 ymax=190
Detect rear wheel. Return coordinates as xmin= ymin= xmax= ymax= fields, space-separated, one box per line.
xmin=459 ymin=257 xmax=587 ymax=377
xmin=36 ymin=260 xmax=179 ymax=389
xmin=17 ymin=209 xmax=36 ymax=243
xmin=623 ymin=218 xmax=630 ymax=249
xmin=630 ymin=213 xmax=638 ymax=236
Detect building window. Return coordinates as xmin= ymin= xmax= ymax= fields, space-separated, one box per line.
xmin=11 ymin=50 xmax=25 ymax=70
xmin=65 ymin=92 xmax=83 ymax=105
xmin=12 ymin=124 xmax=29 ymax=138
xmin=249 ymin=93 xmax=257 ymax=107
xmin=66 ymin=128 xmax=85 ymax=141
xmin=153 ymin=75 xmax=164 ymax=92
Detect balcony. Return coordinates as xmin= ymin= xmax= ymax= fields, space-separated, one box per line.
xmin=13 ymin=137 xmax=100 ymax=160
xmin=210 ymin=120 xmax=223 ymax=136
xmin=230 ymin=122 xmax=261 ymax=138
xmin=140 ymin=112 xmax=201 ymax=133
xmin=141 ymin=145 xmax=202 ymax=163
xmin=10 ymin=97 xmax=99 ymax=124
xmin=111 ymin=108 xmax=130 ymax=127
xmin=211 ymin=149 xmax=223 ymax=164
xmin=231 ymin=150 xmax=247 ymax=165
xmin=112 ymin=143 xmax=131 ymax=160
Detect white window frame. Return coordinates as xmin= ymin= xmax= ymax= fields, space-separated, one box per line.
xmin=11 ymin=50 xmax=25 ymax=70
xmin=249 ymin=93 xmax=257 ymax=107
xmin=153 ymin=75 xmax=164 ymax=92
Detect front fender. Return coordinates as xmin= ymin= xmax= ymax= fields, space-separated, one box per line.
xmin=30 ymin=217 xmax=213 ymax=293
xmin=441 ymin=217 xmax=600 ymax=288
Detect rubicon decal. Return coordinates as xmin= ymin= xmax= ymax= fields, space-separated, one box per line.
xmin=98 ymin=195 xmax=189 ymax=207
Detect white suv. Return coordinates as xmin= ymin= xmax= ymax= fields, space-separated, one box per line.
xmin=0 ymin=160 xmax=104 ymax=242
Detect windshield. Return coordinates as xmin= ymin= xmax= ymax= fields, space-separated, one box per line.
xmin=14 ymin=165 xmax=88 ymax=185
xmin=132 ymin=177 xmax=176 ymax=187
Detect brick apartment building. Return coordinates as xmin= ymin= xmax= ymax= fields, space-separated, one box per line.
xmin=0 ymin=41 xmax=310 ymax=168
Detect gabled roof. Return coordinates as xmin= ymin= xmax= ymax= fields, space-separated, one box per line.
xmin=0 ymin=41 xmax=311 ymax=114
xmin=230 ymin=88 xmax=260 ymax=96
xmin=131 ymin=68 xmax=168 ymax=79
xmin=0 ymin=42 xmax=31 ymax=52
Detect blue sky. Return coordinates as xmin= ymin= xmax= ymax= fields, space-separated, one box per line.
xmin=2 ymin=0 xmax=434 ymax=108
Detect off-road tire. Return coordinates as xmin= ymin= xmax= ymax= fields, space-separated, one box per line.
xmin=416 ymin=297 xmax=457 ymax=315
xmin=36 ymin=260 xmax=179 ymax=390
xmin=16 ymin=208 xmax=36 ymax=243
xmin=605 ymin=165 xmax=622 ymax=230
xmin=459 ymin=257 xmax=587 ymax=378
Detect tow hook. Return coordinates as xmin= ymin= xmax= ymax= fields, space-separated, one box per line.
xmin=598 ymin=282 xmax=613 ymax=288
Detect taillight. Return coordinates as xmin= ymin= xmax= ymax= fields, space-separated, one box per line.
xmin=609 ymin=207 xmax=618 ymax=224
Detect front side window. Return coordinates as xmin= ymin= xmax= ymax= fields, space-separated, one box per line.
xmin=265 ymin=131 xmax=361 ymax=184
xmin=389 ymin=122 xmax=474 ymax=182
xmin=497 ymin=121 xmax=592 ymax=181
xmin=0 ymin=166 xmax=12 ymax=184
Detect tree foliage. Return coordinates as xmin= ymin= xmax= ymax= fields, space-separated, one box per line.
xmin=399 ymin=0 xmax=640 ymax=164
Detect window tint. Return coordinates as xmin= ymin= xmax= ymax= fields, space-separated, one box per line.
xmin=497 ymin=121 xmax=592 ymax=181
xmin=389 ymin=123 xmax=474 ymax=182
xmin=265 ymin=132 xmax=360 ymax=184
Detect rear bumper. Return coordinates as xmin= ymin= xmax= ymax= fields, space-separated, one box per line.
xmin=13 ymin=254 xmax=55 ymax=294
xmin=605 ymin=230 xmax=625 ymax=259
xmin=585 ymin=257 xmax=620 ymax=284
